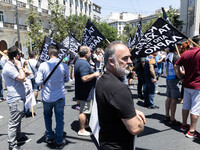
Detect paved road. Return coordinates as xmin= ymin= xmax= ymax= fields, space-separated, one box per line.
xmin=0 ymin=77 xmax=200 ymax=150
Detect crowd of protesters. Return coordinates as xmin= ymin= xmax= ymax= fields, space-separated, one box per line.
xmin=0 ymin=35 xmax=200 ymax=149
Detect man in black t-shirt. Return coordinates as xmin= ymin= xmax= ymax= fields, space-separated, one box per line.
xmin=96 ymin=41 xmax=146 ymax=150
xmin=74 ymin=46 xmax=99 ymax=136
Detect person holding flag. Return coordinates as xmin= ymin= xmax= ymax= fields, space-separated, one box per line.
xmin=36 ymin=45 xmax=69 ymax=148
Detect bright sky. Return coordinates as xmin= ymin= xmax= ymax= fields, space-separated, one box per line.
xmin=93 ymin=0 xmax=180 ymax=18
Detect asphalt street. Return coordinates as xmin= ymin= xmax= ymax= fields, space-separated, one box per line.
xmin=0 ymin=77 xmax=200 ymax=150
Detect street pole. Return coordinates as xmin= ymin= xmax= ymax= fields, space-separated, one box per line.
xmin=16 ymin=0 xmax=21 ymax=49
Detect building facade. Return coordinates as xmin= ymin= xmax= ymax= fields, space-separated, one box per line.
xmin=0 ymin=0 xmax=101 ymax=56
xmin=104 ymin=12 xmax=145 ymax=35
xmin=180 ymin=0 xmax=200 ymax=38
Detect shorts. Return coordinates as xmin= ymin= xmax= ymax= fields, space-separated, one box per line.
xmin=31 ymin=78 xmax=39 ymax=91
xmin=166 ymin=79 xmax=181 ymax=99
xmin=79 ymin=100 xmax=93 ymax=114
xmin=182 ymin=88 xmax=200 ymax=116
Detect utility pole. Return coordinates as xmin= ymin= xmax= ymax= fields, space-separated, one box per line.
xmin=16 ymin=0 xmax=21 ymax=49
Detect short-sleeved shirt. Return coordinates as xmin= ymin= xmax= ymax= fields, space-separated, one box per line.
xmin=74 ymin=58 xmax=96 ymax=101
xmin=35 ymin=58 xmax=69 ymax=102
xmin=3 ymin=61 xmax=25 ymax=103
xmin=176 ymin=47 xmax=200 ymax=89
xmin=96 ymin=72 xmax=136 ymax=150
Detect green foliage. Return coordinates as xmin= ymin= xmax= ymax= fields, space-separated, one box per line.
xmin=25 ymin=1 xmax=45 ymax=54
xmin=48 ymin=0 xmax=69 ymax=42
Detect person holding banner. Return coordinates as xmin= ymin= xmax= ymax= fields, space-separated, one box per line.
xmin=3 ymin=46 xmax=31 ymax=150
xmin=96 ymin=41 xmax=145 ymax=150
xmin=175 ymin=35 xmax=200 ymax=139
xmin=74 ymin=46 xmax=99 ymax=136
xmin=36 ymin=45 xmax=69 ymax=148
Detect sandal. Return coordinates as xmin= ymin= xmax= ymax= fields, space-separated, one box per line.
xmin=163 ymin=116 xmax=170 ymax=122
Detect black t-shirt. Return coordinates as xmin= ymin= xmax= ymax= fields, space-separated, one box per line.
xmin=74 ymin=58 xmax=96 ymax=100
xmin=95 ymin=72 xmax=136 ymax=150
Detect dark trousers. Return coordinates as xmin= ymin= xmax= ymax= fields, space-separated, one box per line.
xmin=136 ymin=71 xmax=145 ymax=96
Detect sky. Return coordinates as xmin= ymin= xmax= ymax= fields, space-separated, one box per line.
xmin=93 ymin=0 xmax=180 ymax=18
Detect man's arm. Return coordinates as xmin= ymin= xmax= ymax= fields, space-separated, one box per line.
xmin=14 ymin=59 xmax=26 ymax=82
xmin=174 ymin=64 xmax=184 ymax=82
xmin=122 ymin=110 xmax=145 ymax=135
xmin=149 ymin=64 xmax=157 ymax=83
xmin=81 ymin=72 xmax=99 ymax=82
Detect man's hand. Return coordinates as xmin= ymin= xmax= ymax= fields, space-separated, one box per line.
xmin=13 ymin=58 xmax=22 ymax=69
xmin=136 ymin=110 xmax=146 ymax=124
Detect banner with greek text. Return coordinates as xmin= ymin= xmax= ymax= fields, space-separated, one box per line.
xmin=82 ymin=19 xmax=105 ymax=50
xmin=132 ymin=18 xmax=187 ymax=57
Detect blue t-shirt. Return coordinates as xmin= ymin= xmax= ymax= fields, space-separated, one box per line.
xmin=155 ymin=55 xmax=163 ymax=74
xmin=74 ymin=58 xmax=96 ymax=101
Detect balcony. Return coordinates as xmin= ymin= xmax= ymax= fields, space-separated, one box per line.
xmin=17 ymin=1 xmax=26 ymax=10
xmin=0 ymin=0 xmax=12 ymax=7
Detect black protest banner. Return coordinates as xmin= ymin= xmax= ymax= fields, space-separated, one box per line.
xmin=81 ymin=19 xmax=105 ymax=50
xmin=62 ymin=32 xmax=81 ymax=53
xmin=39 ymin=36 xmax=53 ymax=62
xmin=132 ymin=17 xmax=187 ymax=57
xmin=162 ymin=7 xmax=171 ymax=23
xmin=131 ymin=19 xmax=143 ymax=47
xmin=39 ymin=36 xmax=69 ymax=62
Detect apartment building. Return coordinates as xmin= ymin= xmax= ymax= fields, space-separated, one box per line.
xmin=0 ymin=0 xmax=101 ymax=55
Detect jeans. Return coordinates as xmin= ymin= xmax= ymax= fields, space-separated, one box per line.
xmin=8 ymin=99 xmax=24 ymax=149
xmin=136 ymin=71 xmax=145 ymax=96
xmin=143 ymin=79 xmax=155 ymax=107
xmin=0 ymin=74 xmax=3 ymax=99
xmin=43 ymin=98 xmax=65 ymax=144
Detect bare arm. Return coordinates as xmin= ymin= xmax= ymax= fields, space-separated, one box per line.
xmin=174 ymin=64 xmax=184 ymax=82
xmin=149 ymin=64 xmax=157 ymax=83
xmin=122 ymin=110 xmax=145 ymax=135
xmin=14 ymin=59 xmax=26 ymax=82
xmin=81 ymin=72 xmax=99 ymax=82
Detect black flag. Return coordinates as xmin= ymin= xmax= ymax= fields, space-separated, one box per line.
xmin=62 ymin=32 xmax=81 ymax=53
xmin=39 ymin=36 xmax=69 ymax=62
xmin=132 ymin=18 xmax=187 ymax=57
xmin=127 ymin=34 xmax=132 ymax=49
xmin=131 ymin=19 xmax=143 ymax=47
xmin=162 ymin=7 xmax=171 ymax=23
xmin=82 ymin=19 xmax=105 ymax=50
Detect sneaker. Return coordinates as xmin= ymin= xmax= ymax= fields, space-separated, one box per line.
xmin=186 ymin=130 xmax=200 ymax=139
xmin=9 ymin=145 xmax=24 ymax=150
xmin=55 ymin=139 xmax=66 ymax=149
xmin=180 ymin=124 xmax=190 ymax=132
xmin=155 ymin=89 xmax=159 ymax=94
xmin=169 ymin=119 xmax=182 ymax=126
xmin=138 ymin=95 xmax=144 ymax=100
xmin=45 ymin=137 xmax=54 ymax=144
xmin=78 ymin=130 xmax=92 ymax=136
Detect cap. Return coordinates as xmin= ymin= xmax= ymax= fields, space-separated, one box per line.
xmin=3 ymin=50 xmax=8 ymax=54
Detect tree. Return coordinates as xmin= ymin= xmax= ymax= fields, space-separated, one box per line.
xmin=25 ymin=0 xmax=45 ymax=54
xmin=48 ymin=0 xmax=69 ymax=42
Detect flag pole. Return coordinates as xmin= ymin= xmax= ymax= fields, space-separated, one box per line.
xmin=175 ymin=44 xmax=181 ymax=57
xmin=31 ymin=98 xmax=34 ymax=118
xmin=106 ymin=39 xmax=110 ymax=44
xmin=188 ymin=38 xmax=200 ymax=48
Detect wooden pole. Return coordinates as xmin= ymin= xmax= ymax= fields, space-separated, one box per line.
xmin=106 ymin=39 xmax=110 ymax=44
xmin=175 ymin=44 xmax=181 ymax=57
xmin=188 ymin=38 xmax=200 ymax=48
xmin=31 ymin=98 xmax=34 ymax=118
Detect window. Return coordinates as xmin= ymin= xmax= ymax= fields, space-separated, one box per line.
xmin=0 ymin=11 xmax=4 ymax=22
xmin=85 ymin=2 xmax=87 ymax=14
xmin=63 ymin=0 xmax=66 ymax=5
